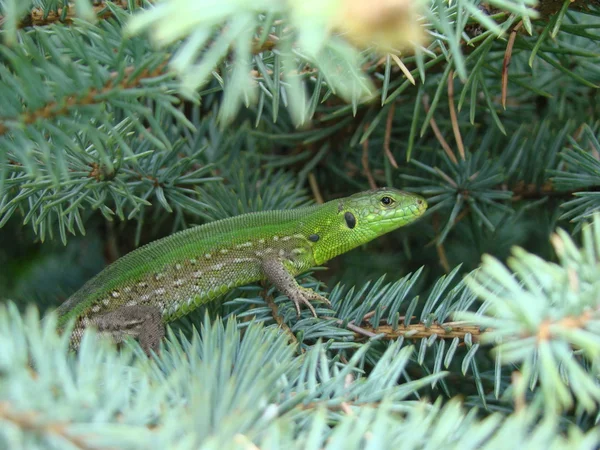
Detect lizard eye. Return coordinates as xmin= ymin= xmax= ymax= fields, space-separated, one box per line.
xmin=380 ymin=196 xmax=394 ymax=206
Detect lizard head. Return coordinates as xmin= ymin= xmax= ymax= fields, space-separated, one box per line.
xmin=310 ymin=188 xmax=427 ymax=265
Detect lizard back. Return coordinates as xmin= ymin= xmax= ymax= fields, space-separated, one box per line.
xmin=56 ymin=204 xmax=324 ymax=327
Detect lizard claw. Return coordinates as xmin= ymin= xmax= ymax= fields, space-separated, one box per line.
xmin=261 ymin=259 xmax=330 ymax=319
xmin=289 ymin=286 xmax=330 ymax=318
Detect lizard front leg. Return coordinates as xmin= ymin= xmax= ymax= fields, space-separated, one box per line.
xmin=93 ymin=305 xmax=164 ymax=356
xmin=261 ymin=259 xmax=331 ymax=317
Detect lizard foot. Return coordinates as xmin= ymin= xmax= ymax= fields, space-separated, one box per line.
xmin=288 ymin=286 xmax=331 ymax=318
xmin=260 ymin=258 xmax=331 ymax=319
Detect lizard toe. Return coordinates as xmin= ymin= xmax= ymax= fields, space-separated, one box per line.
xmin=289 ymin=291 xmax=318 ymax=317
xmin=300 ymin=287 xmax=331 ymax=306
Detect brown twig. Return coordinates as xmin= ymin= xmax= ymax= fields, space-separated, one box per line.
xmin=422 ymin=96 xmax=458 ymax=165
xmin=361 ymin=309 xmax=380 ymax=322
xmin=436 ymin=243 xmax=451 ymax=273
xmin=512 ymin=371 xmax=526 ymax=413
xmin=431 ymin=211 xmax=452 ymax=272
xmin=0 ymin=62 xmax=169 ymax=138
xmin=0 ymin=402 xmax=102 ymax=450
xmin=24 ymin=3 xmax=114 ymax=27
xmin=434 ymin=167 xmax=458 ymax=189
xmin=263 ymin=291 xmax=301 ymax=350
xmin=389 ymin=54 xmax=415 ymax=85
xmin=537 ymin=0 xmax=600 ymax=17
xmin=296 ymin=399 xmax=386 ymax=412
xmin=308 ymin=172 xmax=324 ymax=204
xmin=252 ymin=36 xmax=278 ymax=55
xmin=447 ymin=70 xmax=465 ymax=161
xmin=383 ymin=103 xmax=399 ymax=169
xmin=537 ymin=309 xmax=593 ymax=342
xmin=340 ymin=402 xmax=354 ymax=415
xmin=361 ymin=125 xmax=378 ymax=189
xmin=331 ymin=305 xmax=386 ymax=338
xmin=507 ymin=180 xmax=600 ymax=201
xmin=502 ymin=21 xmax=523 ymax=110
xmin=354 ymin=323 xmax=482 ymax=342
xmin=334 ymin=319 xmax=379 ymax=338
xmin=104 ymin=220 xmax=121 ymax=264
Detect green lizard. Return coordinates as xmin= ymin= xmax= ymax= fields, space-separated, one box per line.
xmin=55 ymin=188 xmax=427 ymax=354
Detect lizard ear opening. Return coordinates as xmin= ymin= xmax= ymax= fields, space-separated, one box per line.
xmin=344 ymin=212 xmax=356 ymax=229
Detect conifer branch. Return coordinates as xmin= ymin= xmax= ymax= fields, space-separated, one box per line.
xmin=0 ymin=62 xmax=169 ymax=138
xmin=356 ymin=323 xmax=483 ymax=342
xmin=0 ymin=402 xmax=101 ymax=450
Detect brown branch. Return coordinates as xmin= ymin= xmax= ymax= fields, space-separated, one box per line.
xmin=252 ymin=36 xmax=278 ymax=55
xmin=434 ymin=168 xmax=457 ymax=189
xmin=0 ymin=402 xmax=105 ymax=450
xmin=0 ymin=61 xmax=169 ymax=138
xmin=506 ymin=180 xmax=600 ymax=201
xmin=296 ymin=399 xmax=388 ymax=412
xmin=308 ymin=172 xmax=324 ymax=204
xmin=431 ymin=212 xmax=451 ymax=272
xmin=361 ymin=125 xmax=378 ymax=189
xmin=346 ymin=300 xmax=598 ymax=352
xmin=383 ymin=103 xmax=399 ymax=169
xmin=263 ymin=290 xmax=301 ymax=351
xmin=537 ymin=309 xmax=594 ymax=342
xmin=3 ymin=1 xmax=157 ymax=29
xmin=334 ymin=318 xmax=378 ymax=338
xmin=436 ymin=243 xmax=451 ymax=273
xmin=502 ymin=21 xmax=523 ymax=110
xmin=354 ymin=323 xmax=483 ymax=342
xmin=18 ymin=3 xmax=115 ymax=27
xmin=447 ymin=70 xmax=465 ymax=161
xmin=11 ymin=1 xmax=277 ymax=52
xmin=422 ymin=96 xmax=458 ymax=165
xmin=511 ymin=371 xmax=526 ymax=413
xmin=537 ymin=0 xmax=600 ymax=17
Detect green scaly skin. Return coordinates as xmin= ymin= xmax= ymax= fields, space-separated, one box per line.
xmin=55 ymin=187 xmax=427 ymax=353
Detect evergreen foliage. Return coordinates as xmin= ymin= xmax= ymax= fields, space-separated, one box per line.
xmin=1 ymin=0 xmax=600 ymax=447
